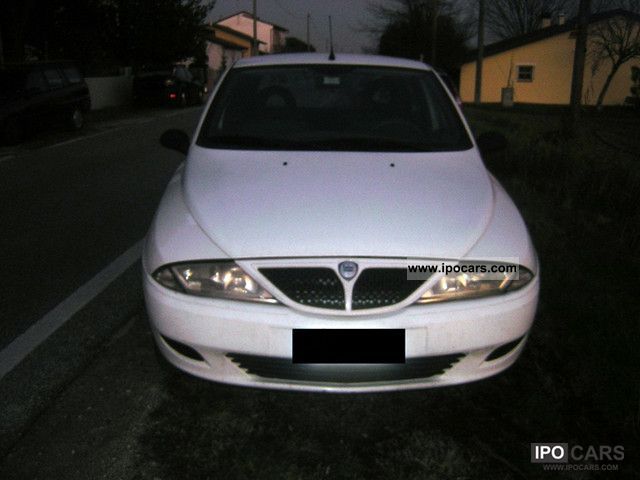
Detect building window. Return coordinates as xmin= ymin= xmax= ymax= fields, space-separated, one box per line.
xmin=517 ymin=65 xmax=535 ymax=82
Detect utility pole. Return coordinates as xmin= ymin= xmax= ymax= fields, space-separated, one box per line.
xmin=306 ymin=13 xmax=311 ymax=51
xmin=431 ymin=0 xmax=439 ymax=66
xmin=252 ymin=0 xmax=258 ymax=56
xmin=328 ymin=15 xmax=335 ymax=59
xmin=474 ymin=0 xmax=485 ymax=105
xmin=570 ymin=0 xmax=591 ymax=121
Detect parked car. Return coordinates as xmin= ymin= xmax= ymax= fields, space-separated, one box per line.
xmin=0 ymin=61 xmax=91 ymax=144
xmin=133 ymin=64 xmax=205 ymax=107
xmin=145 ymin=53 xmax=539 ymax=392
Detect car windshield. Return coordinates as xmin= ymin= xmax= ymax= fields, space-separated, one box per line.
xmin=198 ymin=65 xmax=472 ymax=152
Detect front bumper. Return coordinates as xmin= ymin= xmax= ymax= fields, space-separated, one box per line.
xmin=144 ymin=271 xmax=539 ymax=393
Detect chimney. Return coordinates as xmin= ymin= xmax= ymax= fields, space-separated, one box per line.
xmin=541 ymin=13 xmax=552 ymax=28
xmin=558 ymin=12 xmax=566 ymax=25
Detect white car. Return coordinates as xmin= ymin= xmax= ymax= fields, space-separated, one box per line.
xmin=143 ymin=53 xmax=539 ymax=392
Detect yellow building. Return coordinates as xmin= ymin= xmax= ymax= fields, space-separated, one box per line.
xmin=459 ymin=9 xmax=640 ymax=106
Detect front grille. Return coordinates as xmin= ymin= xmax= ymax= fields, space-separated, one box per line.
xmin=260 ymin=268 xmax=345 ymax=310
xmin=352 ymin=268 xmax=425 ymax=310
xmin=228 ymin=353 xmax=464 ymax=383
xmin=260 ymin=265 xmax=428 ymax=311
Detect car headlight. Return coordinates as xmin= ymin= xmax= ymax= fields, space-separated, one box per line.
xmin=153 ymin=262 xmax=277 ymax=304
xmin=164 ymin=79 xmax=175 ymax=86
xmin=415 ymin=263 xmax=534 ymax=304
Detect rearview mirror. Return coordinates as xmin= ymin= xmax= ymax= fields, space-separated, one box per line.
xmin=160 ymin=129 xmax=190 ymax=155
xmin=477 ymin=132 xmax=507 ymax=156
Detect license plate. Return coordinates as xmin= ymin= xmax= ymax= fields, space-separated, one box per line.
xmin=292 ymin=329 xmax=405 ymax=364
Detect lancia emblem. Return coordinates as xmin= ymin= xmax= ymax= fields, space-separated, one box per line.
xmin=338 ymin=261 xmax=358 ymax=280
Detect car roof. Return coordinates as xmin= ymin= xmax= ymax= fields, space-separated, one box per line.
xmin=233 ymin=53 xmax=432 ymax=71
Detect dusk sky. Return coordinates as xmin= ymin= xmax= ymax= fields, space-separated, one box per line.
xmin=208 ymin=0 xmax=380 ymax=53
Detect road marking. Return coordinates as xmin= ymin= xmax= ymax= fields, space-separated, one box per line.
xmin=41 ymin=108 xmax=200 ymax=151
xmin=46 ymin=136 xmax=95 ymax=149
xmin=0 ymin=154 xmax=16 ymax=163
xmin=0 ymin=240 xmax=144 ymax=379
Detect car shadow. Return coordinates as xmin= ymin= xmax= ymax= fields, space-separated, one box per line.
xmin=132 ymin=331 xmax=602 ymax=480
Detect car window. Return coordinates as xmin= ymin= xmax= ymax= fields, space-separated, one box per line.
xmin=62 ymin=66 xmax=83 ymax=84
xmin=43 ymin=68 xmax=65 ymax=89
xmin=198 ymin=65 xmax=472 ymax=152
xmin=0 ymin=69 xmax=48 ymax=98
xmin=174 ymin=66 xmax=192 ymax=82
xmin=190 ymin=66 xmax=206 ymax=84
xmin=138 ymin=65 xmax=173 ymax=75
xmin=26 ymin=70 xmax=48 ymax=92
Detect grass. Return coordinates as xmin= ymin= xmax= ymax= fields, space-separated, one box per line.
xmin=132 ymin=107 xmax=640 ymax=479
xmin=466 ymin=105 xmax=640 ymax=463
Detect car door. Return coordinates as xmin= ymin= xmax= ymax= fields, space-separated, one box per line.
xmin=42 ymin=66 xmax=68 ymax=124
xmin=60 ymin=65 xmax=90 ymax=111
xmin=174 ymin=66 xmax=196 ymax=102
xmin=16 ymin=67 xmax=51 ymax=128
xmin=182 ymin=68 xmax=198 ymax=100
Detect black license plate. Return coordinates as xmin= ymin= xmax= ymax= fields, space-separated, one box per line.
xmin=292 ymin=329 xmax=405 ymax=364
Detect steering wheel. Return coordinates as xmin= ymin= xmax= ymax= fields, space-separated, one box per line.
xmin=371 ymin=120 xmax=424 ymax=138
xmin=254 ymin=86 xmax=297 ymax=108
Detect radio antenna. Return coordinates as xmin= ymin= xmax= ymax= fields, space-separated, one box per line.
xmin=328 ymin=16 xmax=335 ymax=60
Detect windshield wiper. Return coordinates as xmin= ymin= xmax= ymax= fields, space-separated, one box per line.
xmin=205 ymin=135 xmax=290 ymax=148
xmin=203 ymin=135 xmax=440 ymax=151
xmin=310 ymin=137 xmax=432 ymax=152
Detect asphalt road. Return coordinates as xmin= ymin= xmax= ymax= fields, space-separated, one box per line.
xmin=0 ymin=106 xmax=635 ymax=479
xmin=0 ymin=108 xmax=201 ymax=351
xmin=0 ymin=106 xmax=520 ymax=480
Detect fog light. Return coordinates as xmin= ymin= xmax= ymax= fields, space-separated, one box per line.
xmin=486 ymin=337 xmax=524 ymax=361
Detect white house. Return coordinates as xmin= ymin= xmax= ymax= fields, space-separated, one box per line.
xmin=204 ymin=24 xmax=267 ymax=87
xmin=217 ymin=11 xmax=288 ymax=54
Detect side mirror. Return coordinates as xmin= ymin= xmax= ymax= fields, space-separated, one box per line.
xmin=477 ymin=131 xmax=507 ymax=156
xmin=160 ymin=129 xmax=190 ymax=155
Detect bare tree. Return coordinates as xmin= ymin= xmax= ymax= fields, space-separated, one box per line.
xmin=365 ymin=0 xmax=474 ymax=70
xmin=486 ymin=0 xmax=576 ymax=39
xmin=0 ymin=0 xmax=38 ymax=62
xmin=589 ymin=1 xmax=640 ymax=107
xmin=366 ymin=0 xmax=474 ymax=40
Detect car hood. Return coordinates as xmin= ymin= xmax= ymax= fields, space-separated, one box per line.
xmin=183 ymin=147 xmax=494 ymax=259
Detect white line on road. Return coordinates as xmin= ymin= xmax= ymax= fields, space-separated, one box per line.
xmin=0 ymin=240 xmax=144 ymax=379
xmin=44 ymin=108 xmax=198 ymax=151
xmin=0 ymin=154 xmax=16 ymax=163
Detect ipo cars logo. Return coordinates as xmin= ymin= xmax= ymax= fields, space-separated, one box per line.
xmin=531 ymin=443 xmax=569 ymax=463
xmin=531 ymin=443 xmax=624 ymax=464
xmin=338 ymin=261 xmax=358 ymax=280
